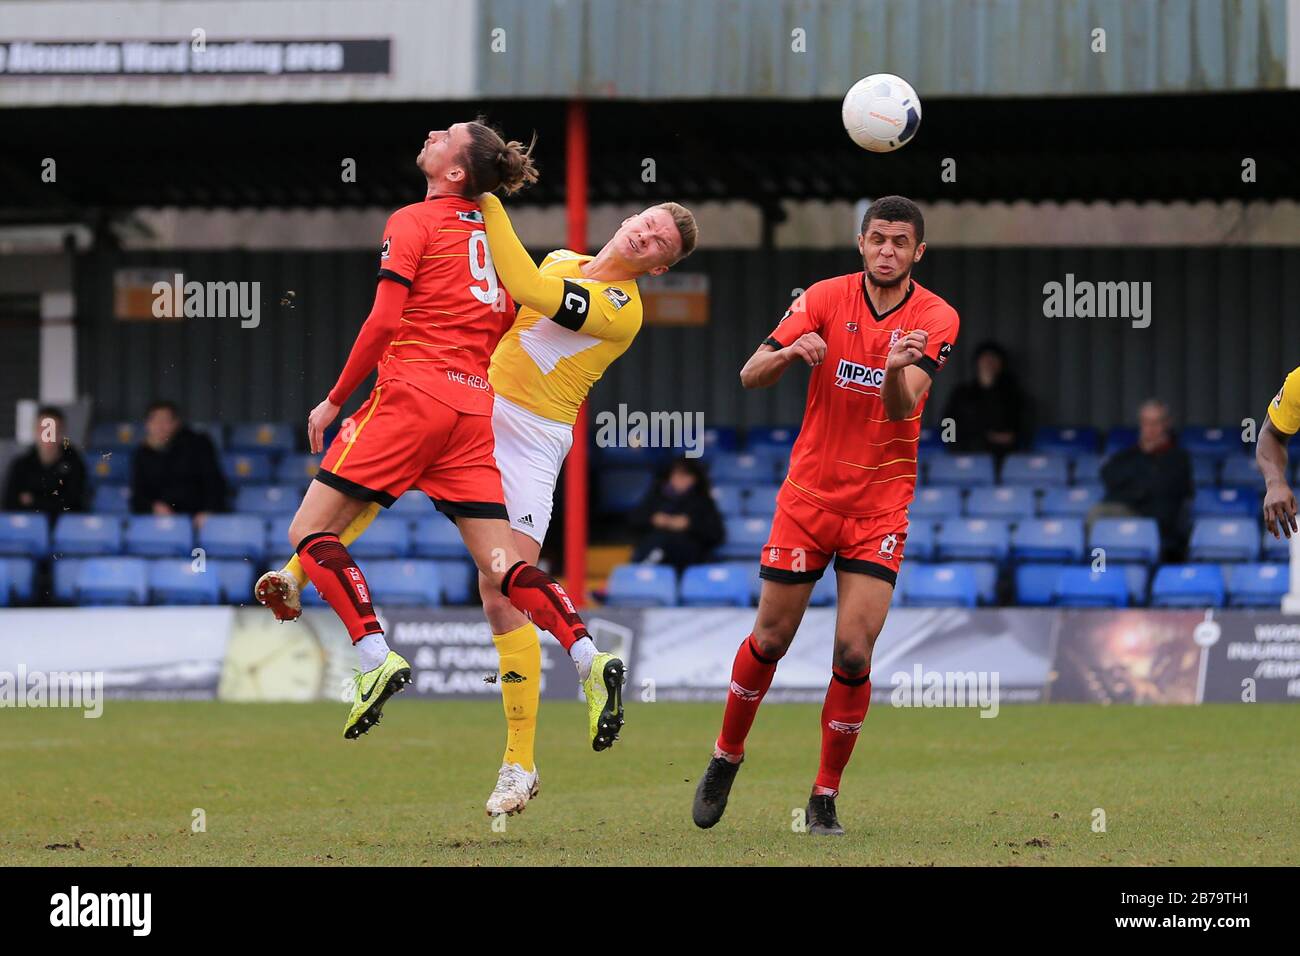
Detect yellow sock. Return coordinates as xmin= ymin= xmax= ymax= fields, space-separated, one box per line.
xmin=492 ymin=622 xmax=541 ymax=772
xmin=280 ymin=501 xmax=382 ymax=588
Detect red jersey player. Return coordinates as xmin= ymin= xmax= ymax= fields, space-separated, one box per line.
xmin=692 ymin=195 xmax=960 ymax=836
xmin=256 ymin=121 xmax=613 ymax=745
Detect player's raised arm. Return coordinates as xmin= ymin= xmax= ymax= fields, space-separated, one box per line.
xmin=740 ymin=334 xmax=826 ymax=389
xmin=479 ymin=192 xmax=566 ymax=318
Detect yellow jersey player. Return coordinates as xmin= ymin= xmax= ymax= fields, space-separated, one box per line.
xmin=1258 ymin=366 xmax=1300 ymax=538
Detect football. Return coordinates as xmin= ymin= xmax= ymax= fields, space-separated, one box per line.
xmin=841 ymin=73 xmax=922 ymax=152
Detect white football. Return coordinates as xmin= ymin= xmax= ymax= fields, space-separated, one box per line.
xmin=841 ymin=73 xmax=922 ymax=153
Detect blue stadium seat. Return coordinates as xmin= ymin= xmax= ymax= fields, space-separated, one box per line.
xmin=434 ymin=559 xmax=478 ymax=604
xmin=52 ymin=514 xmax=122 ymax=556
xmin=234 ymin=484 xmax=300 ymax=516
xmin=604 ymin=563 xmax=677 ymax=607
xmin=89 ymin=422 xmax=140 ymax=450
xmin=1089 ymin=518 xmax=1160 ymax=563
xmin=148 ymin=559 xmax=222 ymax=605
xmin=1261 ymin=528 xmax=1292 ymax=562
xmin=1193 ymin=486 xmax=1257 ymax=517
xmin=1188 ymin=518 xmax=1259 ymax=562
xmin=1 ymin=557 xmax=36 ymax=603
xmin=1039 ymin=484 xmax=1103 ymax=518
xmin=1150 ymin=564 xmax=1225 ymax=608
xmin=76 ymin=556 xmax=148 ymax=605
xmin=222 ymin=451 xmax=274 ymax=485
xmin=0 ymin=561 xmax=10 ymax=606
xmin=1034 ymin=426 xmax=1098 ymax=455
xmin=52 ymin=557 xmax=80 ymax=603
xmin=1071 ymin=454 xmax=1103 ymax=485
xmin=710 ymin=484 xmax=745 ymax=517
xmin=347 ymin=517 xmax=411 ymax=560
xmin=900 ymin=563 xmax=978 ymax=607
xmin=368 ymin=559 xmax=442 ymax=606
xmin=1015 ymin=563 xmax=1068 ymax=606
xmin=1120 ymin=563 xmax=1151 ymax=606
xmin=701 ymin=426 xmax=738 ymax=454
xmin=92 ymin=484 xmax=132 ymax=514
xmin=86 ymin=450 xmax=132 ymax=483
xmin=1000 ymin=453 xmax=1068 ymax=487
xmin=1104 ymin=427 xmax=1138 ymax=456
xmin=390 ymin=491 xmax=437 ymax=517
xmin=965 ymin=485 xmax=1035 ymax=520
xmin=598 ymin=469 xmax=654 ymax=514
xmin=1182 ymin=426 xmax=1239 ymax=458
xmin=743 ymin=484 xmax=780 ymax=517
xmin=746 ymin=425 xmax=798 ymax=453
xmin=953 ymin=561 xmax=998 ymax=604
xmin=709 ymin=452 xmax=778 ymax=487
xmin=1191 ymin=457 xmax=1219 ymax=487
xmin=679 ymin=562 xmax=755 ymax=607
xmin=1011 ymin=518 xmax=1085 ymax=562
xmin=191 ymin=422 xmax=225 ymax=450
xmin=917 ymin=427 xmax=943 ymax=451
xmin=229 ymin=422 xmax=295 ymax=454
xmin=0 ymin=512 xmax=50 ymax=557
xmin=124 ymin=515 xmax=194 ymax=557
xmin=265 ymin=515 xmax=293 ymax=557
xmin=1219 ymin=456 xmax=1262 ymax=487
xmin=1054 ymin=567 xmax=1128 ymax=607
xmin=212 ymin=559 xmax=257 ymax=604
xmin=910 ymin=486 xmax=962 ymax=519
xmin=934 ymin=518 xmax=1009 ymax=561
xmin=927 ymin=453 xmax=995 ymax=487
xmin=808 ymin=570 xmax=838 ymax=606
xmin=1225 ymin=564 xmax=1288 ymax=607
xmin=411 ymin=516 xmax=466 ymax=559
xmin=906 ymin=520 xmax=935 ymax=561
xmin=274 ymin=453 xmax=322 ymax=484
xmin=593 ymin=443 xmax=666 ymax=468
xmin=717 ymin=516 xmax=771 ymax=561
xmin=197 ymin=514 xmax=267 ymax=561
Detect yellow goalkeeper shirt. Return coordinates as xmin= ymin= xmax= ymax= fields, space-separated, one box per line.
xmin=1267 ymin=367 xmax=1300 ymax=436
xmin=480 ymin=194 xmax=643 ymax=425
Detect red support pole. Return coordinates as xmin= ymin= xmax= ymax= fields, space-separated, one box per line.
xmin=564 ymin=100 xmax=589 ymax=605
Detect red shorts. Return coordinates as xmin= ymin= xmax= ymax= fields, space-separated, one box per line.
xmin=316 ymin=379 xmax=507 ymax=520
xmin=759 ymin=484 xmax=908 ymax=587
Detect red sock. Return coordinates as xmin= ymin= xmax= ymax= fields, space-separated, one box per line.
xmin=296 ymin=532 xmax=381 ymax=642
xmin=813 ymin=667 xmax=872 ymax=795
xmin=501 ymin=561 xmax=588 ymax=651
xmin=716 ymin=635 xmax=781 ymax=756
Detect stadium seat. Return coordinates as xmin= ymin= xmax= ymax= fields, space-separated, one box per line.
xmin=905 ymin=520 xmax=935 ymax=561
xmin=1150 ymin=564 xmax=1225 ymax=608
xmin=1193 ymin=486 xmax=1257 ymax=517
xmin=746 ymin=425 xmax=798 ymax=453
xmin=148 ymin=559 xmax=222 ymax=605
xmin=1015 ymin=563 xmax=1068 ymax=606
xmin=965 ymin=485 xmax=1035 ymax=521
xmin=1181 ymin=426 xmax=1239 ymax=458
xmin=86 ymin=450 xmax=132 ymax=483
xmin=1011 ymin=518 xmax=1085 ymax=562
xmin=1188 ymin=518 xmax=1259 ymax=562
xmin=367 ymin=560 xmax=441 ymax=606
xmin=743 ymin=484 xmax=780 ymax=517
xmin=1120 ymin=563 xmax=1151 ymax=606
xmin=1089 ymin=518 xmax=1160 ymax=564
xmin=0 ymin=512 xmax=50 ymax=557
xmin=1225 ymin=564 xmax=1288 ymax=607
xmin=934 ymin=518 xmax=1009 ymax=561
xmin=927 ymin=453 xmax=995 ymax=487
xmin=91 ymin=483 xmax=132 ymax=514
xmin=604 ymin=563 xmax=677 ymax=607
xmin=197 ymin=514 xmax=267 ymax=562
xmin=679 ymin=562 xmax=755 ymax=607
xmin=390 ymin=491 xmax=438 ymax=517
xmin=708 ymin=451 xmax=778 ymax=487
xmin=76 ymin=556 xmax=149 ymax=605
xmin=274 ymin=453 xmax=322 ymax=484
xmin=1000 ymin=453 xmax=1068 ymax=488
xmin=1071 ymin=454 xmax=1103 ymax=485
xmin=1191 ymin=457 xmax=1219 ymax=487
xmin=808 ymin=570 xmax=838 ymax=607
xmin=717 ymin=516 xmax=771 ymax=560
xmin=234 ymin=484 xmax=300 ymax=516
xmin=191 ymin=422 xmax=225 ymax=450
xmin=1219 ymin=456 xmax=1262 ymax=487
xmin=1261 ymin=528 xmax=1291 ymax=563
xmin=900 ymin=563 xmax=978 ymax=607
xmin=710 ymin=484 xmax=744 ymax=517
xmin=434 ymin=559 xmax=477 ymax=604
xmin=1104 ymin=427 xmax=1138 ymax=456
xmin=222 ymin=451 xmax=274 ymax=485
xmin=411 ymin=515 xmax=467 ymax=559
xmin=701 ymin=426 xmax=738 ymax=454
xmin=347 ymin=517 xmax=411 ymax=560
xmin=124 ymin=515 xmax=195 ymax=557
xmin=1053 ymin=567 xmax=1129 ymax=607
xmin=89 ymin=421 xmax=140 ymax=450
xmin=917 ymin=427 xmax=943 ymax=451
xmin=593 ymin=443 xmax=666 ymax=468
xmin=1039 ymin=484 xmax=1103 ymax=517
xmin=264 ymin=515 xmax=293 ymax=558
xmin=51 ymin=557 xmax=81 ymax=604
xmin=910 ymin=485 xmax=962 ymax=520
xmin=229 ymin=422 xmax=295 ymax=454
xmin=597 ymin=469 xmax=654 ymax=514
xmin=1033 ymin=426 xmax=1098 ymax=455
xmin=52 ymin=514 xmax=122 ymax=556
xmin=1 ymin=557 xmax=36 ymax=603
xmin=0 ymin=561 xmax=10 ymax=606
xmin=212 ymin=559 xmax=257 ymax=604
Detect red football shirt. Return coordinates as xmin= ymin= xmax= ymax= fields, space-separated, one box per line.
xmin=373 ymin=195 xmax=513 ymax=415
xmin=765 ymin=273 xmax=960 ymax=517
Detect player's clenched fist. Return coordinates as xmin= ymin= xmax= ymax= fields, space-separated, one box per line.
xmin=785 ymin=332 xmax=827 ymax=367
xmin=886 ymin=329 xmax=928 ymax=369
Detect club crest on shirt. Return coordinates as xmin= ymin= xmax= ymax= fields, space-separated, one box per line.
xmin=602 ymin=286 xmax=631 ymax=310
xmin=938 ymin=342 xmax=953 ymax=368
xmin=845 ymin=321 xmax=859 ymax=333
xmin=888 ymin=327 xmax=904 ymax=349
xmin=380 ymin=237 xmax=391 ymax=260
xmin=1273 ymin=388 xmax=1284 ymax=409
xmin=457 ymin=210 xmax=485 ymax=223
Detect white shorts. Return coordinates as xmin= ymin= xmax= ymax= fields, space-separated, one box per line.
xmin=491 ymin=394 xmax=574 ymax=545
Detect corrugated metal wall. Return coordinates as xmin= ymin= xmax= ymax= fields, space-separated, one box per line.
xmin=77 ymin=246 xmax=1300 ymax=435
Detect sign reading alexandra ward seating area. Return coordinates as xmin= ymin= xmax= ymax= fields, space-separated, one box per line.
xmin=0 ymin=39 xmax=391 ymax=76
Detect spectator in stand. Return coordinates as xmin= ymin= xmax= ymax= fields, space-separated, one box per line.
xmin=129 ymin=400 xmax=226 ymax=526
xmin=2 ymin=406 xmax=87 ymax=522
xmin=630 ymin=457 xmax=725 ymax=573
xmin=940 ymin=340 xmax=1030 ymax=461
xmin=1092 ymin=398 xmax=1193 ymax=561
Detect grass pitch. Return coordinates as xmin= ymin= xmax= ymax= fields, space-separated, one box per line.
xmin=3 ymin=699 xmax=1297 ymax=866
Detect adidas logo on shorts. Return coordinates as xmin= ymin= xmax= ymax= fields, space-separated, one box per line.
xmin=519 ymin=514 xmax=534 ymax=527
